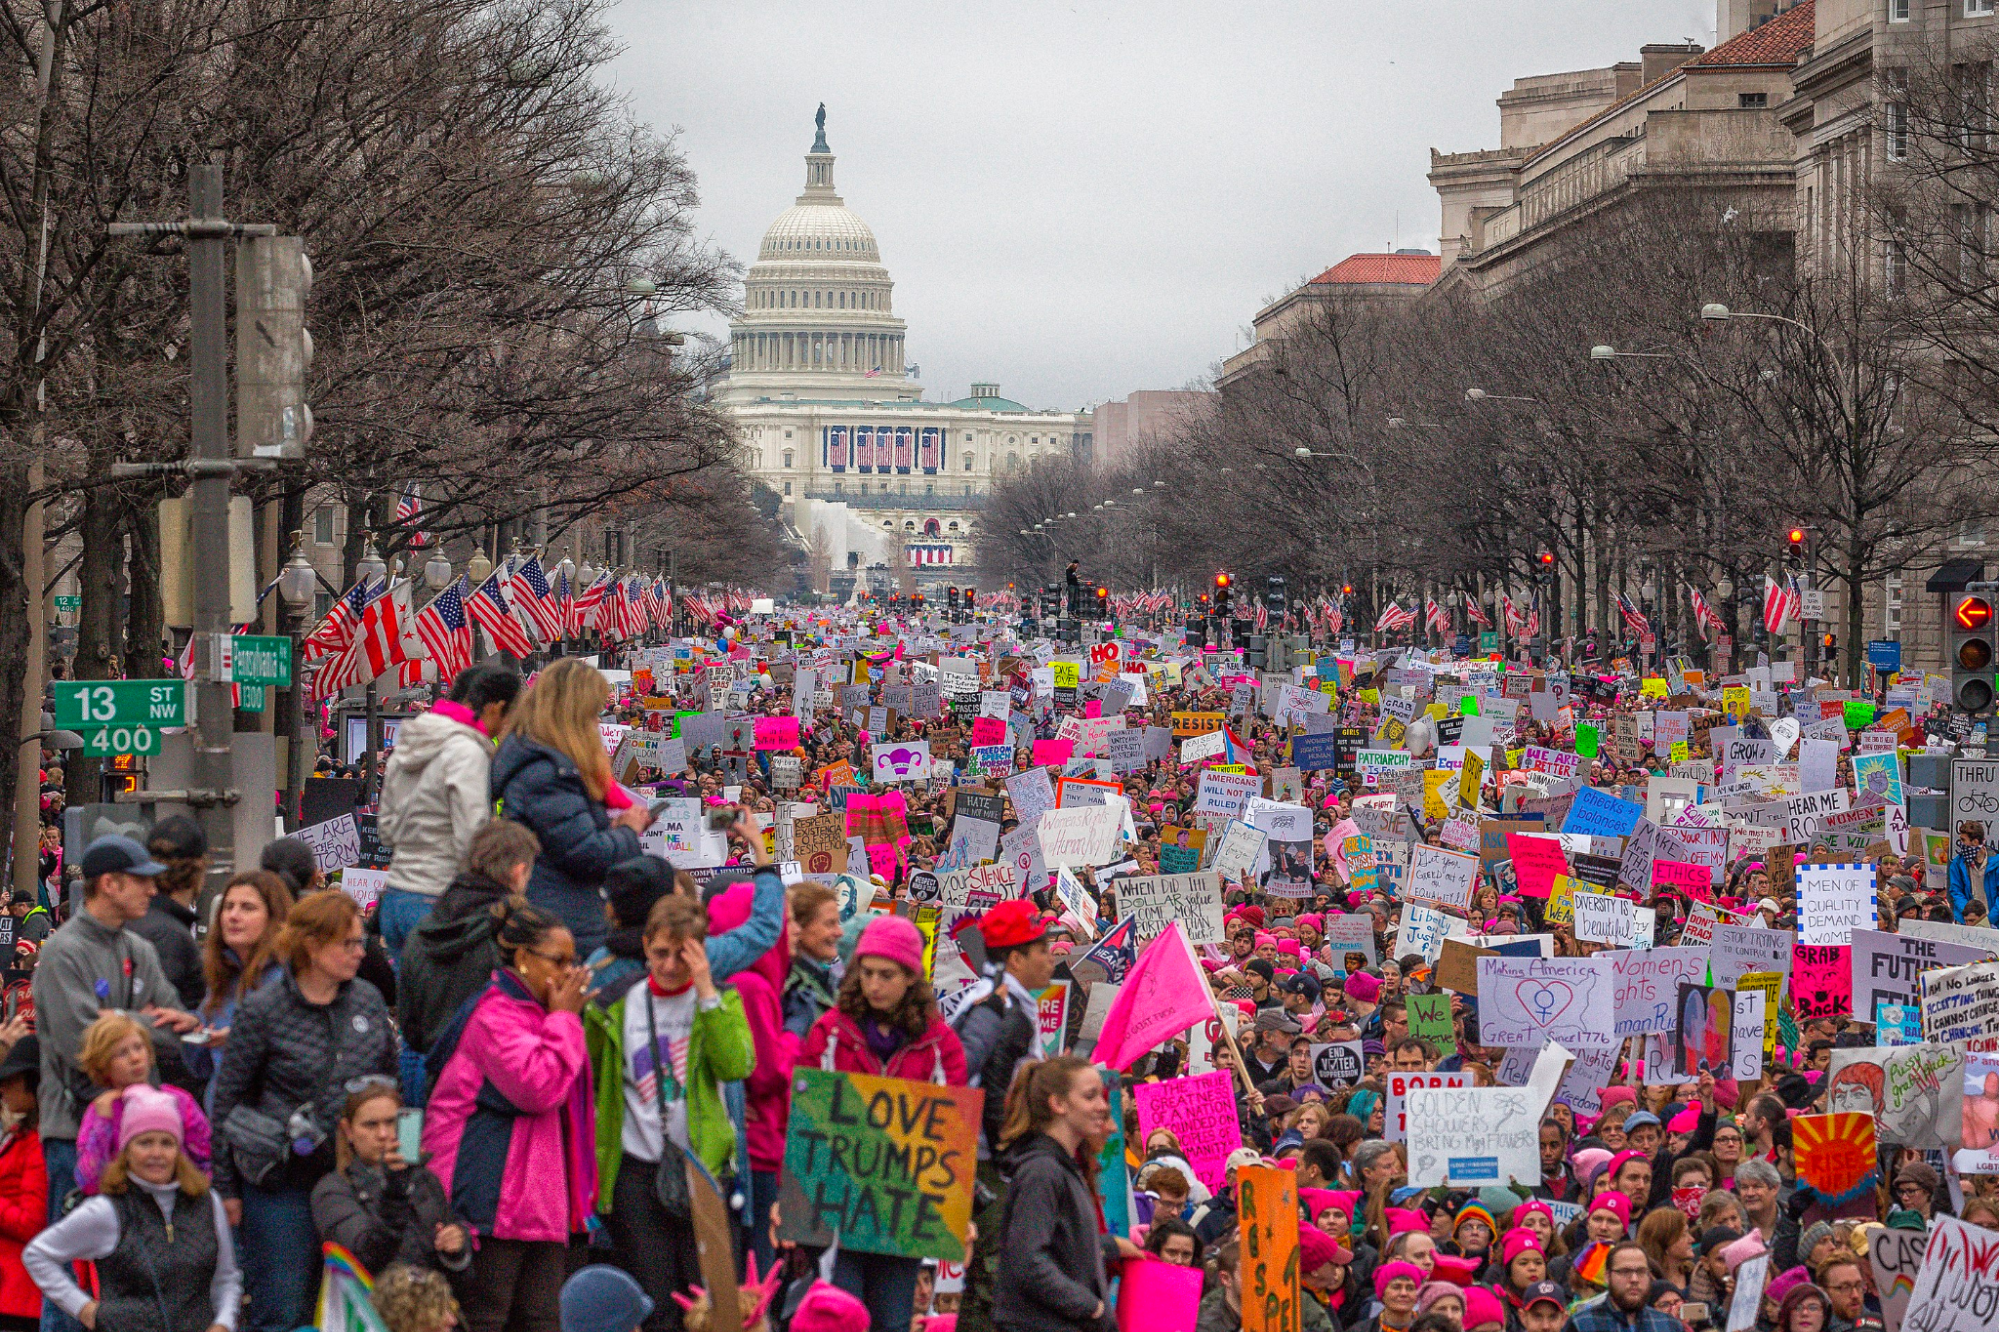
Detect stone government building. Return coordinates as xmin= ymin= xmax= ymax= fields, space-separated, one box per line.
xmin=719 ymin=107 xmax=1090 ymax=598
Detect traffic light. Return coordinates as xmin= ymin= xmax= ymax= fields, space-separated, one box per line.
xmin=1266 ymin=575 xmax=1287 ymax=620
xmin=946 ymin=585 xmax=959 ymax=609
xmin=1095 ymin=586 xmax=1109 ymax=618
xmin=1214 ymin=572 xmax=1232 ymax=617
xmin=1041 ymin=583 xmax=1060 ymax=619
xmin=236 ymin=235 xmax=313 ymax=459
xmin=1340 ymin=583 xmax=1354 ymax=598
xmin=1950 ymin=590 xmax=1996 ymax=713
xmin=1787 ymin=527 xmax=1807 ymax=557
xmin=1535 ymin=551 xmax=1555 ymax=585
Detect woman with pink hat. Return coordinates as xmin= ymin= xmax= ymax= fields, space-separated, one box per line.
xmin=24 ymin=1085 xmax=240 ymax=1330
xmin=798 ymin=915 xmax=967 ymax=1331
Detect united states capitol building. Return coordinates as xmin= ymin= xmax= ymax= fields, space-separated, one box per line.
xmin=719 ymin=108 xmax=1090 ymax=594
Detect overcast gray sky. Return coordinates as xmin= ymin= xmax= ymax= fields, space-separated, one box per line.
xmin=606 ymin=0 xmax=1713 ymax=412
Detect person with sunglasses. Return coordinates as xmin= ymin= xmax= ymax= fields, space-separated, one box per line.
xmin=208 ymin=890 xmax=399 ymax=1330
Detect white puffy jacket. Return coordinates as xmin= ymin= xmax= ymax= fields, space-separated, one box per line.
xmin=377 ymin=709 xmax=495 ymax=898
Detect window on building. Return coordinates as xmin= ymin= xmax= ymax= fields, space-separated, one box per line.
xmin=1007 ymin=451 xmax=1020 ymax=472
xmin=1888 ymin=238 xmax=1909 ymax=295
xmin=834 ymin=482 xmax=844 ymax=495
xmin=1739 ymin=92 xmax=1768 ymax=108
xmin=315 ymin=590 xmax=333 ymax=620
xmin=1970 ymin=0 xmax=1994 ymax=17
xmin=1885 ymin=574 xmax=1904 ymax=632
xmin=312 ymin=508 xmax=336 ymax=545
xmin=782 ymin=482 xmax=792 ymax=496
xmin=1890 ymin=0 xmax=1910 ymax=19
xmin=964 ymin=454 xmax=975 ymax=471
xmin=1962 ymin=518 xmax=1989 ymax=546
xmin=925 ymin=483 xmax=934 ymax=495
xmin=964 ymin=485 xmax=973 ymax=496
xmin=784 ymin=429 xmax=793 ymax=439
xmin=1886 ymin=100 xmax=1909 ymax=159
xmin=782 ymin=452 xmax=793 ymax=469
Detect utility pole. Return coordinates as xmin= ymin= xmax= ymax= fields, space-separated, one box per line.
xmin=107 ymin=165 xmax=284 ymax=899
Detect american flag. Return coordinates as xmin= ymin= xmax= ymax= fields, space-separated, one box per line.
xmin=1525 ymin=606 xmax=1541 ymax=639
xmin=1463 ymin=596 xmax=1492 ymax=629
xmin=1253 ymin=597 xmax=1268 ymax=631
xmin=1503 ymin=596 xmax=1526 ymax=635
xmin=395 ymin=485 xmax=430 ymax=549
xmin=1762 ymin=574 xmax=1801 ymax=635
xmin=554 ymin=568 xmax=578 ymax=638
xmin=1689 ymin=586 xmax=1726 ymax=638
xmin=301 ymin=578 xmax=378 ymax=662
xmin=1616 ymin=592 xmax=1651 ymax=637
xmin=415 ymin=578 xmax=474 ymax=683
xmin=467 ymin=569 xmax=533 ymax=658
xmin=574 ymin=573 xmax=612 ymax=630
xmin=1424 ymin=596 xmax=1450 ymax=634
xmin=507 ymin=557 xmax=567 ymax=644
xmin=1375 ymin=601 xmax=1415 ymax=634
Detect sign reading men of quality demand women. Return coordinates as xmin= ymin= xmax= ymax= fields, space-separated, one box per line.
xmin=777 ymin=1068 xmax=982 ymax=1260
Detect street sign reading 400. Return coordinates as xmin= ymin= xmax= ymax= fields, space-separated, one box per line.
xmin=53 ymin=680 xmax=184 ymax=756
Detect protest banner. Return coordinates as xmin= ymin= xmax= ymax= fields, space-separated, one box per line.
xmin=297 ymin=814 xmax=361 ymax=872
xmin=1562 ymin=787 xmax=1645 ymax=838
xmin=1308 ymin=1042 xmax=1364 ymax=1087
xmin=1208 ymin=820 xmax=1267 ymax=886
xmin=1921 ymin=958 xmax=1999 ymax=1047
xmin=1404 ymin=1084 xmax=1541 ymax=1187
xmin=1405 ymin=844 xmax=1478 ymax=912
xmin=776 ymin=1067 xmax=982 ymax=1259
xmin=1868 ymin=1226 xmax=1927 ymax=1332
xmin=1036 ymin=804 xmax=1123 ymax=869
xmin=1710 ymin=924 xmax=1792 ymax=988
xmin=1385 ymin=1070 xmax=1468 ymax=1142
xmin=1006 ymin=767 xmax=1056 ymax=825
xmin=1134 ymin=1071 xmax=1243 ymax=1196
xmin=1900 ymin=1214 xmax=1999 ymax=1330
xmin=1728 ymin=1255 xmax=1770 ymax=1333
xmin=1825 ymin=1044 xmax=1967 ymax=1150
xmin=1610 ymin=947 xmax=1710 ymax=1038
xmin=871 ymin=740 xmax=933 ymax=783
xmin=1476 ymin=956 xmax=1615 ymax=1049
xmin=1194 ymin=770 xmax=1262 ymax=817
xmin=1237 ymin=1164 xmax=1300 ymax=1333
xmin=1116 ymin=871 xmax=1227 ymax=948
xmin=1322 ymin=912 xmax=1379 ymax=965
xmin=1798 ymin=862 xmax=1878 ymax=946
xmin=1850 ymin=928 xmax=1999 ymax=1029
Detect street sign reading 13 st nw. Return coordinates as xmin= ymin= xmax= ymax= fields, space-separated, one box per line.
xmin=52 ymin=680 xmax=185 ymax=756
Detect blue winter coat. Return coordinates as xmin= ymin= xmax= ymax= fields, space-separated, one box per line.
xmin=490 ymin=735 xmax=641 ymax=955
xmin=1948 ymin=850 xmax=1999 ymax=923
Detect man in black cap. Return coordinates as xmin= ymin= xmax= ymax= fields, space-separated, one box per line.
xmin=130 ymin=815 xmax=207 ymax=1010
xmin=30 ymin=834 xmax=199 ymax=1298
xmin=1517 ymin=1279 xmax=1569 ymax=1331
xmin=1241 ymin=1007 xmax=1302 ymax=1086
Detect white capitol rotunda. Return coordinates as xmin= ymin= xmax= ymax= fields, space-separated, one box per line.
xmin=720 ymin=107 xmax=1090 ymax=594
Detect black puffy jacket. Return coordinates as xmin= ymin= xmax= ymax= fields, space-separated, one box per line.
xmin=993 ymin=1132 xmax=1119 ymax=1331
xmin=491 ymin=735 xmax=641 ymax=955
xmin=208 ymin=970 xmax=398 ymax=1198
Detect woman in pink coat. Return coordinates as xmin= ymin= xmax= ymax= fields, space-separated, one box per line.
xmin=422 ymin=900 xmax=596 ymax=1332
xmin=798 ymin=915 xmax=968 ymax=1331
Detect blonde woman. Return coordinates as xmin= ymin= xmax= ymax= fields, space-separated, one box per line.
xmin=492 ymin=658 xmax=650 ymax=955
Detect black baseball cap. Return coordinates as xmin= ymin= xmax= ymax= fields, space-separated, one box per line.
xmin=1280 ymin=972 xmax=1323 ymax=1000
xmin=78 ymin=835 xmax=165 ymax=881
xmin=147 ymin=814 xmax=207 ymax=861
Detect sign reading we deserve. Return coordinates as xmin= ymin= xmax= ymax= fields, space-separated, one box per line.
xmin=777 ymin=1068 xmax=983 ymax=1260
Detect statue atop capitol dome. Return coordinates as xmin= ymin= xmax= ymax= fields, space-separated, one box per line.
xmin=812 ymin=102 xmax=828 ymax=153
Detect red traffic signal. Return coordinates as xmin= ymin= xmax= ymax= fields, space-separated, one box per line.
xmin=1538 ymin=551 xmax=1554 ymax=566
xmin=1340 ymin=584 xmax=1354 ymax=596
xmin=1095 ymin=587 xmax=1108 ymax=598
xmin=1215 ymin=572 xmax=1231 ymax=588
xmin=1786 ymin=527 xmax=1807 ymax=545
xmin=1955 ymin=595 xmax=1994 ymax=632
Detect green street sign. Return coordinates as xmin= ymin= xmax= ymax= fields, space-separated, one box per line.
xmin=53 ymin=679 xmax=185 ymax=730
xmin=236 ymin=683 xmax=267 ymax=713
xmin=52 ymin=595 xmax=81 ymax=611
xmin=80 ymin=722 xmax=162 ymax=757
xmin=1479 ymin=631 xmax=1500 ymax=653
xmin=230 ymin=635 xmax=292 ymax=687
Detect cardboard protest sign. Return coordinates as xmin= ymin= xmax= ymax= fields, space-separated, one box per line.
xmin=1710 ymin=924 xmax=1791 ymax=988
xmin=1476 ymin=956 xmax=1615 ymax=1049
xmin=871 ymin=740 xmax=932 ymax=783
xmin=1826 ymin=1044 xmax=1966 ymax=1150
xmin=1405 ymin=844 xmax=1478 ymax=912
xmin=1792 ymin=943 xmax=1853 ymax=1022
xmin=1404 ymin=1084 xmax=1541 ymax=1187
xmin=297 ymin=815 xmax=362 ymax=872
xmin=1116 ymin=871 xmax=1227 ymax=947
xmin=1901 ymin=1216 xmax=1999 ymax=1332
xmin=777 ymin=1068 xmax=982 ymax=1259
xmin=1036 ymin=805 xmax=1123 ymax=869
xmin=1611 ymin=947 xmax=1711 ymax=1038
xmin=1406 ymin=992 xmax=1456 ymax=1057
xmin=1673 ymin=983 xmax=1737 ymax=1078
xmin=1385 ymin=1070 xmax=1468 ymax=1142
xmin=1133 ymin=1072 xmax=1242 ymax=1196
xmin=1850 ymin=927 xmax=1998 ymax=1029
xmin=1922 ymin=958 xmax=1999 ymax=1046
xmin=1237 ymin=1164 xmax=1300 ymax=1333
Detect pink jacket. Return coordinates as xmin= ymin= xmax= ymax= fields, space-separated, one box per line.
xmin=422 ymin=970 xmax=597 ymax=1243
xmin=708 ymin=884 xmax=797 ymax=1172
xmin=76 ymin=1085 xmax=212 ymax=1194
xmin=798 ymin=1007 xmax=969 ymax=1087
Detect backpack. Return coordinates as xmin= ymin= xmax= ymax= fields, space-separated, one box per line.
xmin=422 ymin=985 xmax=491 ymax=1103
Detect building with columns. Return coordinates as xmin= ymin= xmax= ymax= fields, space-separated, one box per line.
xmin=718 ymin=109 xmax=1090 ymax=594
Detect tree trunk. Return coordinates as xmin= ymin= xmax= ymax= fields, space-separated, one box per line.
xmin=124 ymin=493 xmax=163 ymax=677
xmin=0 ymin=458 xmax=31 ymax=888
xmin=1845 ymin=542 xmax=1867 ymax=690
xmin=66 ymin=479 xmax=126 ymax=810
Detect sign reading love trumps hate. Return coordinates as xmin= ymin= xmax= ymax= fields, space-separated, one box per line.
xmin=777 ymin=1068 xmax=983 ymax=1260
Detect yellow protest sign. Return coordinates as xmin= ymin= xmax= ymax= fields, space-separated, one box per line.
xmin=1171 ymin=711 xmax=1225 ymax=738
xmin=1546 ymin=874 xmax=1580 ymax=925
xmin=1459 ymin=750 xmax=1485 ymax=809
xmin=1722 ymin=685 xmax=1751 ymax=718
xmin=1423 ymin=769 xmax=1453 ymax=820
xmin=1359 ymin=688 xmax=1379 ymax=706
xmin=1641 ymin=677 xmax=1669 ymax=700
xmin=1669 ymin=741 xmax=1689 ymax=763
xmin=1736 ymin=970 xmax=1781 ymax=1058
xmin=1425 ymin=702 xmax=1448 ymax=721
xmin=1052 ymin=662 xmax=1081 ymax=689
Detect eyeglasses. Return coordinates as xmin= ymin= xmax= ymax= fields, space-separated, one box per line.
xmin=1609 ymin=1266 xmax=1651 ymax=1279
xmin=521 ymin=946 xmax=577 ymax=968
xmin=1826 ymin=1280 xmax=1865 ymax=1293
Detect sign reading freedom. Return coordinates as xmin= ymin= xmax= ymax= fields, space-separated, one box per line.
xmin=777 ymin=1067 xmax=983 ymax=1260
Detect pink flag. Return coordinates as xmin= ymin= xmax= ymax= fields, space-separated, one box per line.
xmin=1093 ymin=922 xmax=1216 ymax=1072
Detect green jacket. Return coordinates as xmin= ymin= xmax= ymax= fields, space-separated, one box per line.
xmin=583 ymin=979 xmax=755 ymax=1212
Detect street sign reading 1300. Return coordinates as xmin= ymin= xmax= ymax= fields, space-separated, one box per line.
xmin=53 ymin=680 xmax=184 ymax=756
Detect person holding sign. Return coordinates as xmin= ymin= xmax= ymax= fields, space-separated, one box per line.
xmin=992 ymin=1055 xmax=1142 ymax=1330
xmin=798 ymin=915 xmax=968 ymax=1331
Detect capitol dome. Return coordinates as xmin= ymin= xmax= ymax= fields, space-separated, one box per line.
xmin=724 ymin=107 xmax=914 ymax=402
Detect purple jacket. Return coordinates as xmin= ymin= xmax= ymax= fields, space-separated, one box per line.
xmin=76 ymin=1085 xmax=212 ymax=1194
xmin=422 ymin=970 xmax=596 ymax=1243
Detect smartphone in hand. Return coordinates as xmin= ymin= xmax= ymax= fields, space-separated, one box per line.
xmin=397 ymin=1108 xmax=424 ymax=1164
